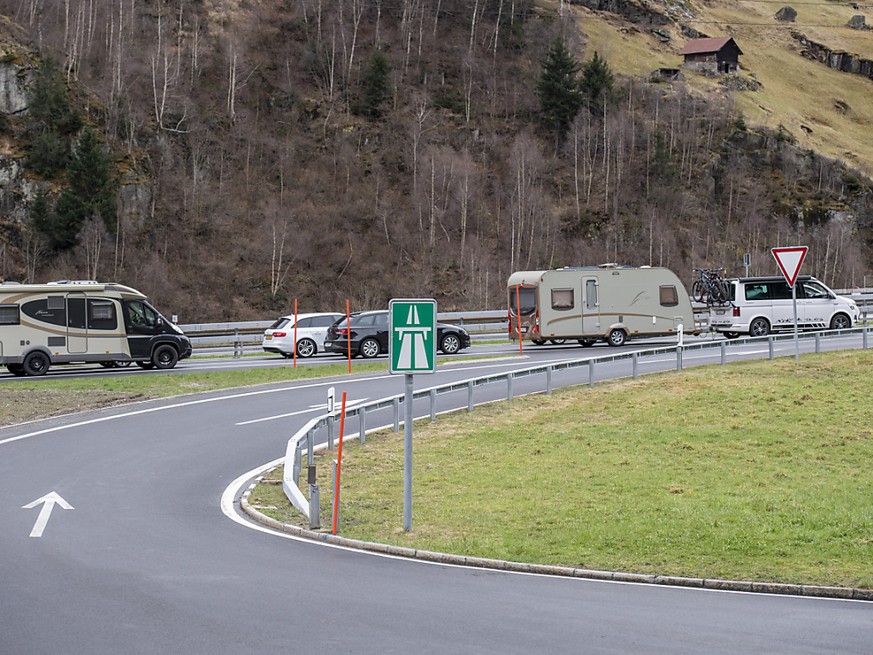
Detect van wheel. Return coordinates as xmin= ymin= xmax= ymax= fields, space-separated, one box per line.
xmin=152 ymin=345 xmax=179 ymax=369
xmin=6 ymin=364 xmax=26 ymax=376
xmin=549 ymin=338 xmax=567 ymax=345
xmin=578 ymin=339 xmax=595 ymax=347
xmin=531 ymin=339 xmax=546 ymax=345
xmin=136 ymin=361 xmax=156 ymax=370
xmin=830 ymin=313 xmax=851 ymax=330
xmin=749 ymin=318 xmax=770 ymax=337
xmin=606 ymin=329 xmax=627 ymax=347
xmin=23 ymin=351 xmax=50 ymax=376
xmin=360 ymin=338 xmax=381 ymax=359
xmin=296 ymin=338 xmax=317 ymax=358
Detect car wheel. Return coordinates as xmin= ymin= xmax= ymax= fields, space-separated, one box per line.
xmin=606 ymin=329 xmax=627 ymax=347
xmin=830 ymin=313 xmax=851 ymax=330
xmin=440 ymin=333 xmax=462 ymax=354
xmin=531 ymin=338 xmax=546 ymax=346
xmin=23 ymin=351 xmax=50 ymax=376
xmin=724 ymin=332 xmax=740 ymax=339
xmin=360 ymin=338 xmax=381 ymax=359
xmin=152 ymin=345 xmax=179 ymax=369
xmin=136 ymin=361 xmax=156 ymax=370
xmin=296 ymin=338 xmax=317 ymax=358
xmin=749 ymin=317 xmax=770 ymax=337
xmin=578 ymin=339 xmax=595 ymax=347
xmin=7 ymin=364 xmax=26 ymax=376
xmin=549 ymin=338 xmax=567 ymax=345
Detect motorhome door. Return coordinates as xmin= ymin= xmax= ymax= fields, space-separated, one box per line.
xmin=582 ymin=277 xmax=600 ymax=334
xmin=65 ymin=293 xmax=88 ymax=353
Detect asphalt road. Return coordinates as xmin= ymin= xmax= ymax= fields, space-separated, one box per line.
xmin=1 ymin=334 xmax=871 ymax=653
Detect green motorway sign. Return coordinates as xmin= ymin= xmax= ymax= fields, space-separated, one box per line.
xmin=389 ymin=299 xmax=437 ymax=374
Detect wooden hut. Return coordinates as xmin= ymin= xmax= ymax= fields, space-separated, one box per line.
xmin=679 ymin=37 xmax=743 ymax=74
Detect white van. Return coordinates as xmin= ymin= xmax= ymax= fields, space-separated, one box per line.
xmin=709 ymin=276 xmax=859 ymax=337
xmin=262 ymin=312 xmax=343 ymax=358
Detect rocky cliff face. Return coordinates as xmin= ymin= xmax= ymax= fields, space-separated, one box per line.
xmin=793 ymin=32 xmax=873 ymax=83
xmin=0 ymin=58 xmax=33 ymax=223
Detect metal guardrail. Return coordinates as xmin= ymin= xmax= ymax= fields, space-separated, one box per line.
xmin=281 ymin=325 xmax=871 ymax=522
xmin=182 ymin=292 xmax=873 ymax=348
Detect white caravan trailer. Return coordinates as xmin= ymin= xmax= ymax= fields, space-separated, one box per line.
xmin=507 ymin=265 xmax=697 ymax=347
xmin=0 ymin=281 xmax=192 ymax=376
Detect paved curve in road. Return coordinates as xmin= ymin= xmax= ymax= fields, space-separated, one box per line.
xmin=1 ymin=336 xmax=871 ymax=653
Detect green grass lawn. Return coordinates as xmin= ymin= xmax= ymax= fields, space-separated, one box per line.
xmin=253 ymin=351 xmax=873 ymax=588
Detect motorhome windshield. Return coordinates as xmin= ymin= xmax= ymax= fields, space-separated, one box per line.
xmin=509 ymin=287 xmax=536 ymax=315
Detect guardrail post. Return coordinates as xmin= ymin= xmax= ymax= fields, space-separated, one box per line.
xmin=507 ymin=374 xmax=513 ymax=401
xmin=676 ymin=346 xmax=683 ymax=372
xmin=815 ymin=332 xmax=821 ymax=353
xmin=309 ymin=484 xmax=320 ymax=530
xmin=720 ymin=341 xmax=727 ymax=365
xmin=546 ymin=366 xmax=553 ymax=395
xmin=393 ymin=397 xmax=400 ymax=432
xmin=467 ymin=381 xmax=474 ymax=412
xmin=430 ymin=389 xmax=436 ymax=422
xmin=768 ymin=337 xmax=774 ymax=360
xmin=359 ymin=407 xmax=366 ymax=444
xmin=233 ymin=329 xmax=242 ymax=358
xmin=632 ymin=352 xmax=638 ymax=379
xmin=327 ymin=415 xmax=334 ymax=450
xmin=307 ymin=430 xmax=314 ymax=466
xmin=865 ymin=325 xmax=869 ymax=350
xmin=588 ymin=359 xmax=595 ymax=388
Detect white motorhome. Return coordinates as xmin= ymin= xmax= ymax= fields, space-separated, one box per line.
xmin=508 ymin=265 xmax=697 ymax=347
xmin=708 ymin=276 xmax=859 ymax=337
xmin=0 ymin=281 xmax=192 ymax=376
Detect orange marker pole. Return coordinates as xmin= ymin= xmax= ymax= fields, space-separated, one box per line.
xmin=515 ymin=284 xmax=524 ymax=356
xmin=332 ymin=391 xmax=348 ymax=535
xmin=345 ymin=299 xmax=352 ymax=374
xmin=293 ymin=297 xmax=298 ymax=368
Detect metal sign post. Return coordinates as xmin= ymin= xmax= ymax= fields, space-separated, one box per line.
xmin=771 ymin=246 xmax=809 ymax=362
xmin=389 ymin=299 xmax=437 ymax=532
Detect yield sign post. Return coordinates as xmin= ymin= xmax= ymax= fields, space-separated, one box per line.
xmin=389 ymin=299 xmax=437 ymax=532
xmin=771 ymin=246 xmax=809 ymax=360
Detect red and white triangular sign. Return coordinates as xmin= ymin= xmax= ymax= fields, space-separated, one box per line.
xmin=771 ymin=246 xmax=808 ymax=287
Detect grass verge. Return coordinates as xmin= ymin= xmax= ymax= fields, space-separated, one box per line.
xmin=251 ymin=351 xmax=873 ymax=588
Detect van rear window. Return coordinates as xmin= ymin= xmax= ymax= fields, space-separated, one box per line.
xmin=0 ymin=304 xmax=19 ymax=325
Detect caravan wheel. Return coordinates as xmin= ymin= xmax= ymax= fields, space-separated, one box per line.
xmin=606 ymin=329 xmax=627 ymax=347
xmin=6 ymin=364 xmax=26 ymax=376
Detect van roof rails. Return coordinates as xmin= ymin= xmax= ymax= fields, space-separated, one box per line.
xmin=47 ymin=280 xmax=102 ymax=285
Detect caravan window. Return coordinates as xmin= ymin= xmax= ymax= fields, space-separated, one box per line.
xmin=585 ymin=280 xmax=598 ymax=310
xmin=89 ymin=300 xmax=117 ymax=330
xmin=659 ymin=285 xmax=679 ymax=307
xmin=0 ymin=304 xmax=19 ymax=325
xmin=551 ymin=288 xmax=574 ymax=311
xmin=509 ymin=287 xmax=536 ymax=315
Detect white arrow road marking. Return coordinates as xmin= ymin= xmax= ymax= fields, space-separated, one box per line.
xmin=22 ymin=492 xmax=74 ymax=538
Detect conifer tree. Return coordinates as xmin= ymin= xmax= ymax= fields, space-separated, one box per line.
xmin=357 ymin=50 xmax=392 ymax=119
xmin=579 ymin=51 xmax=615 ymax=116
xmin=536 ymin=38 xmax=583 ymax=144
xmin=26 ymin=57 xmax=81 ymax=176
xmin=51 ymin=128 xmax=118 ymax=250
